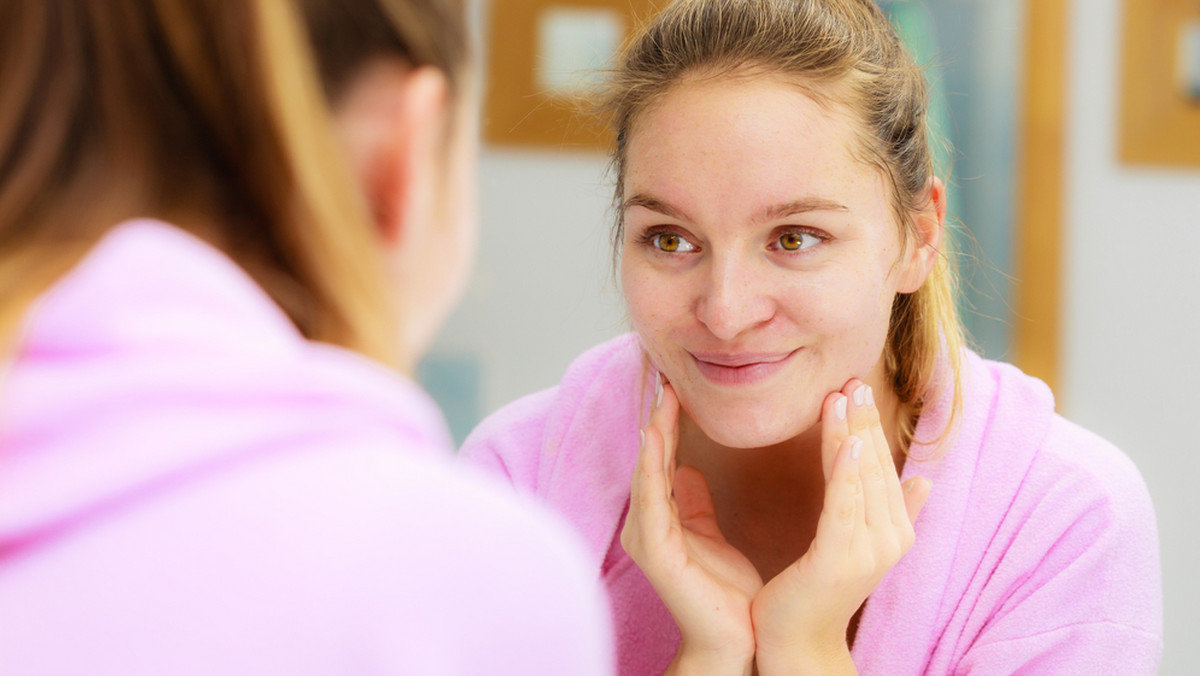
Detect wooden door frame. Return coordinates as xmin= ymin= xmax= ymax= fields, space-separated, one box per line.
xmin=1013 ymin=0 xmax=1068 ymax=398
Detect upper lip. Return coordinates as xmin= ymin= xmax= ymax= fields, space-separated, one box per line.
xmin=689 ymin=349 xmax=798 ymax=367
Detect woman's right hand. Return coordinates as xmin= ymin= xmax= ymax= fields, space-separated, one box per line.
xmin=621 ymin=379 xmax=763 ymax=676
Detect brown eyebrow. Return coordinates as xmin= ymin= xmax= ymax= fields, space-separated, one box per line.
xmin=760 ymin=198 xmax=849 ymax=221
xmin=621 ymin=194 xmax=691 ymax=222
xmin=622 ymin=193 xmax=848 ymax=223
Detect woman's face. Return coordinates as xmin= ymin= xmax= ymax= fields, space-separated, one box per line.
xmin=620 ymin=74 xmax=930 ymax=449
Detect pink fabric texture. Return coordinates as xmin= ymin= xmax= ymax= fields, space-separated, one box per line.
xmin=0 ymin=220 xmax=613 ymax=675
xmin=460 ymin=333 xmax=1163 ymax=675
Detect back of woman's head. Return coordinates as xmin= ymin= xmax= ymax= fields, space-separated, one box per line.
xmin=297 ymin=0 xmax=466 ymax=106
xmin=605 ymin=0 xmax=964 ymax=447
xmin=0 ymin=0 xmax=465 ymax=366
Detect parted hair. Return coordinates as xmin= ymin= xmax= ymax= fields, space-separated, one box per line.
xmin=604 ymin=0 xmax=964 ymax=449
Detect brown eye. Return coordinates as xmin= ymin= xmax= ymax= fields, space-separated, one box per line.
xmin=776 ymin=230 xmax=819 ymax=252
xmin=651 ymin=233 xmax=695 ymax=253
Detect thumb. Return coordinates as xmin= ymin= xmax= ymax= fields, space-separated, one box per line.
xmin=902 ymin=477 xmax=932 ymax=526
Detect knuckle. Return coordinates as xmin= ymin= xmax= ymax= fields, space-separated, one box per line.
xmin=850 ymin=553 xmax=876 ymax=579
xmin=863 ymin=460 xmax=886 ymax=484
xmin=879 ymin=539 xmax=901 ymax=564
xmin=836 ymin=501 xmax=857 ymax=525
xmin=841 ymin=468 xmax=863 ymax=490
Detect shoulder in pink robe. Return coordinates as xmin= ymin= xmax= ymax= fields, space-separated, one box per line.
xmin=0 ymin=220 xmax=613 ymax=675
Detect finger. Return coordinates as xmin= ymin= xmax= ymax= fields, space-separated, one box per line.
xmin=621 ymin=429 xmax=648 ymax=552
xmin=850 ymin=383 xmax=908 ymax=528
xmin=847 ymin=384 xmax=890 ymax=529
xmin=650 ymin=382 xmax=681 ymax=494
xmin=902 ymin=476 xmax=932 ymax=526
xmin=627 ymin=428 xmax=644 ymax=502
xmin=631 ymin=424 xmax=673 ymax=543
xmin=871 ymin=421 xmax=909 ymax=530
xmin=862 ymin=386 xmax=908 ymax=529
xmin=813 ymin=434 xmax=864 ymax=559
xmin=820 ymin=390 xmax=850 ymax=482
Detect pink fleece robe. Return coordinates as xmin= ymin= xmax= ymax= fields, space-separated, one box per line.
xmin=461 ymin=333 xmax=1162 ymax=675
xmin=0 ymin=220 xmax=613 ymax=675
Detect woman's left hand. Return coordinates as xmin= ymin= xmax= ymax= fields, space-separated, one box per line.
xmin=750 ymin=379 xmax=931 ymax=675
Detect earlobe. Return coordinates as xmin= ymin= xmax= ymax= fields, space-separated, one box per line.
xmin=897 ymin=176 xmax=947 ymax=294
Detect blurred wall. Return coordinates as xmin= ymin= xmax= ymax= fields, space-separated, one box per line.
xmin=427 ymin=149 xmax=625 ymax=433
xmin=886 ymin=0 xmax=1024 ymax=362
xmin=419 ymin=0 xmax=626 ymax=443
xmin=1062 ymin=0 xmax=1200 ymax=670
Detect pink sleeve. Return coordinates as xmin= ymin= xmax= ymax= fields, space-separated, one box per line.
xmin=458 ymin=387 xmax=559 ymax=495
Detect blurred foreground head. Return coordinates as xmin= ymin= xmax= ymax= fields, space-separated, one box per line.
xmin=0 ymin=0 xmax=470 ymax=371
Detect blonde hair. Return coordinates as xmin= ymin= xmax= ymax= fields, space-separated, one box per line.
xmin=604 ymin=0 xmax=964 ymax=450
xmin=0 ymin=0 xmax=464 ymax=368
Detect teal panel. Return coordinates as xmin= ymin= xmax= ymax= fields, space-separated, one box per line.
xmin=417 ymin=354 xmax=482 ymax=447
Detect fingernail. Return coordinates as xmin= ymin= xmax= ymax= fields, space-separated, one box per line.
xmin=850 ymin=436 xmax=862 ymax=460
xmin=904 ymin=479 xmax=914 ymax=493
xmin=655 ymin=373 xmax=664 ymax=408
xmin=834 ymin=395 xmax=847 ymax=421
xmin=853 ymin=385 xmax=866 ymax=406
xmin=865 ymin=386 xmax=874 ymax=407
xmin=639 ymin=429 xmax=645 ymax=449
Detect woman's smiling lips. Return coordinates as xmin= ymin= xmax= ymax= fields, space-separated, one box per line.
xmin=689 ymin=348 xmax=802 ymax=386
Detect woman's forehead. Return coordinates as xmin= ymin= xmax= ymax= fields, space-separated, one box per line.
xmin=623 ymin=77 xmax=884 ymax=205
xmin=627 ymin=74 xmax=871 ymax=164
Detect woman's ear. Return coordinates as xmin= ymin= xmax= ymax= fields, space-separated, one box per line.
xmin=896 ymin=176 xmax=947 ymax=293
xmin=333 ymin=62 xmax=450 ymax=247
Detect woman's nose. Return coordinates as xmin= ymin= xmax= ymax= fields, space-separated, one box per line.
xmin=694 ymin=255 xmax=775 ymax=341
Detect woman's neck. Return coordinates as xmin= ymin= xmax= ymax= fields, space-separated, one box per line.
xmin=673 ymin=380 xmax=909 ymax=582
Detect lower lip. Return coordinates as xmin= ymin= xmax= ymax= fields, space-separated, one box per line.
xmin=692 ymin=349 xmax=800 ymax=386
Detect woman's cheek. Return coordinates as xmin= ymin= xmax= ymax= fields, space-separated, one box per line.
xmin=625 ymin=282 xmax=674 ymax=361
xmin=801 ymin=274 xmax=892 ymax=364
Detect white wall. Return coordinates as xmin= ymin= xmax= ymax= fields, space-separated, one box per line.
xmin=1063 ymin=0 xmax=1200 ymax=672
xmin=421 ymin=0 xmax=627 ymax=434
xmin=428 ymin=149 xmax=626 ymax=419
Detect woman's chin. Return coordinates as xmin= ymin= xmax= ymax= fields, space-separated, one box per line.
xmin=687 ymin=405 xmax=818 ymax=450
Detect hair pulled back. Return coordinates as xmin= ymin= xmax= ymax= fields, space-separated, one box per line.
xmin=604 ymin=0 xmax=964 ymax=448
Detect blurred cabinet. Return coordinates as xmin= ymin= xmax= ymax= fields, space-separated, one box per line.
xmin=484 ymin=0 xmax=661 ymax=151
xmin=1119 ymin=0 xmax=1200 ymax=167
